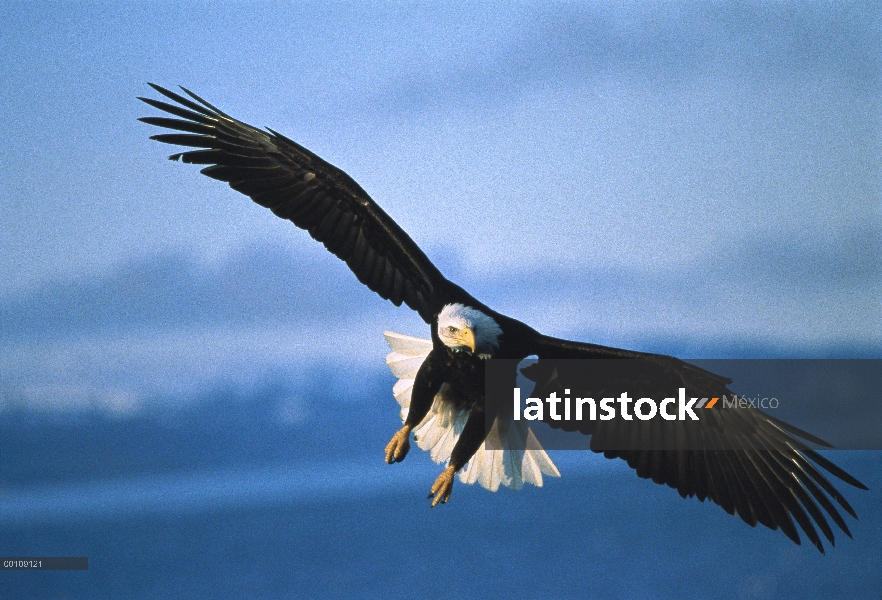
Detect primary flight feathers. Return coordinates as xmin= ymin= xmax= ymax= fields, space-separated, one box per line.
xmin=139 ymin=83 xmax=461 ymax=323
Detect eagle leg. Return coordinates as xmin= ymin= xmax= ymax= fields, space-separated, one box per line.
xmin=427 ymin=409 xmax=488 ymax=506
xmin=384 ymin=425 xmax=412 ymax=464
xmin=428 ymin=465 xmax=456 ymax=507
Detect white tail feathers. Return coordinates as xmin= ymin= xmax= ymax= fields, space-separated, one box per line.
xmin=383 ymin=331 xmax=433 ymax=421
xmin=383 ymin=331 xmax=560 ymax=492
xmin=458 ymin=417 xmax=561 ymax=491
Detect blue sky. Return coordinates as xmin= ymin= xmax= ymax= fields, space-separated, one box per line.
xmin=2 ymin=2 xmax=879 ymax=414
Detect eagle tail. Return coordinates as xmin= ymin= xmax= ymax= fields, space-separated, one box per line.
xmin=383 ymin=331 xmax=560 ymax=492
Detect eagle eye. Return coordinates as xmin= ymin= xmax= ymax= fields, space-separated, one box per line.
xmin=447 ymin=326 xmax=458 ymax=334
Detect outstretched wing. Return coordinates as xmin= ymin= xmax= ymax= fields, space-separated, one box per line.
xmin=139 ymin=83 xmax=467 ymax=323
xmin=525 ymin=335 xmax=868 ymax=553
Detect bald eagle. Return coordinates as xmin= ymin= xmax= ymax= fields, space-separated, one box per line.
xmin=140 ymin=84 xmax=866 ymax=553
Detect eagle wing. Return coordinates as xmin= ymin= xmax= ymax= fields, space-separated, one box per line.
xmin=139 ymin=84 xmax=467 ymax=323
xmin=525 ymin=336 xmax=868 ymax=553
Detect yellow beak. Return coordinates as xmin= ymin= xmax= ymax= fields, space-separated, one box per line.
xmin=459 ymin=327 xmax=476 ymax=353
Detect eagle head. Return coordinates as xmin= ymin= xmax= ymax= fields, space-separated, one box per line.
xmin=437 ymin=304 xmax=502 ymax=358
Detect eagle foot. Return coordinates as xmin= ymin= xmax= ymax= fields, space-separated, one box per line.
xmin=384 ymin=426 xmax=411 ymax=464
xmin=428 ymin=465 xmax=456 ymax=507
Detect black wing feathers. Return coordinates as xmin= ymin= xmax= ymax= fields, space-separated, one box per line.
xmin=527 ymin=337 xmax=867 ymax=553
xmin=139 ymin=84 xmax=454 ymax=322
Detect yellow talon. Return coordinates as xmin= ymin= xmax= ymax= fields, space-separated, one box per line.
xmin=429 ymin=465 xmax=456 ymax=507
xmin=384 ymin=426 xmax=412 ymax=464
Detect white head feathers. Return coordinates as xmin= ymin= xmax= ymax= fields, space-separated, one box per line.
xmin=437 ymin=303 xmax=503 ymax=357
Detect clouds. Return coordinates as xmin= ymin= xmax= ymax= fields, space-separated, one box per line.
xmin=0 ymin=243 xmax=387 ymax=340
xmin=374 ymin=3 xmax=881 ymax=114
xmin=3 ymin=222 xmax=877 ymax=343
xmin=1 ymin=222 xmax=877 ymax=415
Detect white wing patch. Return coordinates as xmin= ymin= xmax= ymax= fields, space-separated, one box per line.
xmin=383 ymin=331 xmax=560 ymax=492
